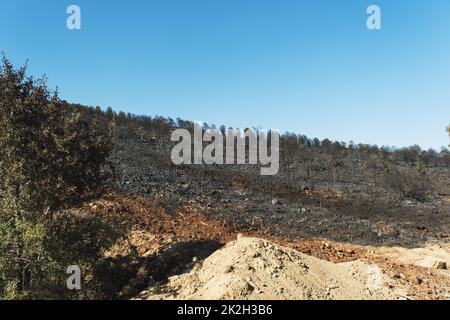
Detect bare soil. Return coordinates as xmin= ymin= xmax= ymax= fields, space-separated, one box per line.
xmin=84 ymin=193 xmax=450 ymax=300
xmin=138 ymin=237 xmax=408 ymax=300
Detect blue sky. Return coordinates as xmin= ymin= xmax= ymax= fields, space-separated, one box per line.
xmin=1 ymin=0 xmax=449 ymax=150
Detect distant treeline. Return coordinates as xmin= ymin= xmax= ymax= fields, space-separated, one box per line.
xmin=66 ymin=103 xmax=450 ymax=168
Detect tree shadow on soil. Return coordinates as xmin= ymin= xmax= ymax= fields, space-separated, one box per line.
xmin=94 ymin=240 xmax=222 ymax=299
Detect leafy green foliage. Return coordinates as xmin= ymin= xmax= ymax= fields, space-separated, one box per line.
xmin=0 ymin=55 xmax=116 ymax=299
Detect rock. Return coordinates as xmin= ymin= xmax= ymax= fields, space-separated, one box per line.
xmin=322 ymin=242 xmax=331 ymax=249
xmin=393 ymin=273 xmax=405 ymax=279
xmin=271 ymin=198 xmax=281 ymax=206
xmin=414 ymin=277 xmax=423 ymax=285
xmin=432 ymin=261 xmax=447 ymax=270
xmin=225 ymin=265 xmax=234 ymax=273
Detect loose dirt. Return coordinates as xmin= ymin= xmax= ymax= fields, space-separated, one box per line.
xmin=82 ymin=193 xmax=449 ymax=300
xmin=139 ymin=236 xmax=407 ymax=300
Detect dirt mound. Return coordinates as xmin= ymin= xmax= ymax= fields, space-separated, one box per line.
xmin=139 ymin=236 xmax=407 ymax=300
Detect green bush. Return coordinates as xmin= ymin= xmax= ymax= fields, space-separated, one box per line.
xmin=0 ymin=55 xmax=117 ymax=299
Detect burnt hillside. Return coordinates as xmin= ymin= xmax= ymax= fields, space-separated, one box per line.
xmin=68 ymin=103 xmax=450 ymax=248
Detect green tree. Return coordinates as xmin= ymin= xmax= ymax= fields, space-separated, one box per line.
xmin=0 ymin=55 xmax=115 ymax=299
xmin=415 ymin=154 xmax=426 ymax=175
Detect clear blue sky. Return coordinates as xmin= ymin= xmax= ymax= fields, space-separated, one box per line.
xmin=1 ymin=0 xmax=449 ymax=150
